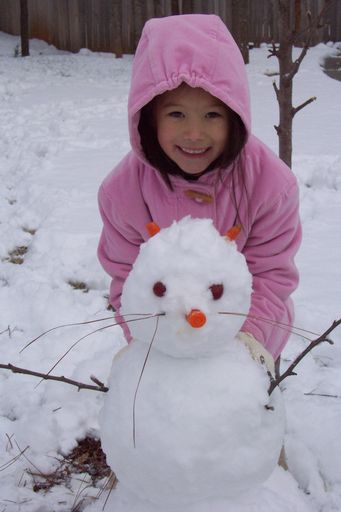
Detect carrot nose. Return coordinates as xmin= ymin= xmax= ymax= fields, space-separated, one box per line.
xmin=186 ymin=309 xmax=206 ymax=328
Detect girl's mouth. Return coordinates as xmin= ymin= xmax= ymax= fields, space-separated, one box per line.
xmin=177 ymin=146 xmax=210 ymax=158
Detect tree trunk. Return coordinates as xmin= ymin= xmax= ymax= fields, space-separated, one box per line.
xmin=20 ymin=0 xmax=29 ymax=57
xmin=276 ymin=1 xmax=293 ymax=167
xmin=271 ymin=0 xmax=330 ymax=168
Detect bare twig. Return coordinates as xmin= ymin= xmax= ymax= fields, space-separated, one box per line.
xmin=1 ymin=313 xmax=164 ymax=393
xmin=133 ymin=315 xmax=161 ymax=448
xmin=0 ymin=363 xmax=109 ymax=392
xmin=267 ymin=41 xmax=279 ymax=59
xmin=272 ymin=80 xmax=280 ymax=101
xmin=90 ymin=375 xmax=106 ymax=388
xmin=304 ymin=392 xmax=341 ymax=399
xmin=21 ymin=313 xmax=152 ymax=352
xmin=292 ymin=96 xmax=317 ymax=116
xmin=218 ymin=311 xmax=319 ymax=340
xmin=292 ymin=1 xmax=332 ymax=44
xmin=20 ymin=316 xmax=116 ymax=352
xmin=40 ymin=314 xmax=161 ymax=386
xmin=286 ymin=46 xmax=308 ymax=82
xmin=0 ymin=326 xmax=19 ymax=338
xmin=1 ymin=312 xmax=335 ymax=399
xmin=0 ymin=444 xmax=30 ymax=472
xmin=71 ymin=473 xmax=93 ymax=512
xmin=286 ymin=1 xmax=332 ymax=82
xmin=1 ymin=313 xmax=166 ymax=393
xmin=39 ymin=323 xmax=118 ymax=383
xmin=101 ymin=472 xmax=118 ymax=511
xmin=268 ymin=318 xmax=341 ymax=395
xmin=5 ymin=433 xmax=14 ymax=451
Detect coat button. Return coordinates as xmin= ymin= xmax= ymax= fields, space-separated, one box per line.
xmin=184 ymin=190 xmax=213 ymax=204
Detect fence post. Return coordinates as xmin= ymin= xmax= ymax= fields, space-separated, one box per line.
xmin=20 ymin=0 xmax=29 ymax=56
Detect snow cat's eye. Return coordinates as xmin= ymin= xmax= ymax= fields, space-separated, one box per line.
xmin=153 ymin=281 xmax=167 ymax=297
xmin=209 ymin=284 xmax=224 ymax=300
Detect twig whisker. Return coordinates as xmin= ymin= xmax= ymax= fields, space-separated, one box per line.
xmin=39 ymin=314 xmax=164 ymax=385
xmin=133 ymin=315 xmax=160 ymax=449
xmin=304 ymin=392 xmax=341 ymax=399
xmin=218 ymin=311 xmax=319 ymax=340
xmin=21 ymin=313 xmax=155 ymax=353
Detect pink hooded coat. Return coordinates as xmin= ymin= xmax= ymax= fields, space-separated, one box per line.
xmin=97 ymin=14 xmax=301 ymax=359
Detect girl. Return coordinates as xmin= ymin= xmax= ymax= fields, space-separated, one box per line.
xmin=97 ymin=14 xmax=301 ymax=373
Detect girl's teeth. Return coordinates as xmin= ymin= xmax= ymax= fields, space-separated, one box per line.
xmin=180 ymin=147 xmax=207 ymax=154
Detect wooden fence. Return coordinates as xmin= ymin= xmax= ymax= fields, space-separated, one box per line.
xmin=0 ymin=0 xmax=340 ymax=55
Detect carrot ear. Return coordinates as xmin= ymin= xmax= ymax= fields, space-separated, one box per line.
xmin=146 ymin=222 xmax=161 ymax=237
xmin=225 ymin=224 xmax=241 ymax=241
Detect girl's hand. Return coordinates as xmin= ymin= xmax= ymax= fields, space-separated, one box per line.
xmin=238 ymin=332 xmax=275 ymax=377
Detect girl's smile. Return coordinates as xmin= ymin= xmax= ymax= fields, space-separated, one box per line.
xmin=154 ymin=84 xmax=230 ymax=175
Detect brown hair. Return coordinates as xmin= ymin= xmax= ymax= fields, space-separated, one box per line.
xmin=138 ymin=98 xmax=248 ymax=188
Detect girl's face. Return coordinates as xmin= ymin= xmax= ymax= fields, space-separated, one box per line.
xmin=154 ymin=84 xmax=229 ymax=176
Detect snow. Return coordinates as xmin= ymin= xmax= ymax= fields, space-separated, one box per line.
xmin=0 ymin=33 xmax=340 ymax=511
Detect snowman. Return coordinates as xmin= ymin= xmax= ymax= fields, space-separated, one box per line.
xmin=100 ymin=217 xmax=286 ymax=509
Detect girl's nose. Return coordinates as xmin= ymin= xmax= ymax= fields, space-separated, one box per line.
xmin=186 ymin=309 xmax=207 ymax=328
xmin=183 ymin=120 xmax=204 ymax=141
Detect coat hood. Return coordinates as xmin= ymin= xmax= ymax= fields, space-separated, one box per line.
xmin=128 ymin=14 xmax=251 ymax=162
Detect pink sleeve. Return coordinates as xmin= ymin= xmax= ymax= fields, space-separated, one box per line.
xmin=97 ymin=184 xmax=143 ymax=342
xmin=241 ymin=181 xmax=301 ymax=360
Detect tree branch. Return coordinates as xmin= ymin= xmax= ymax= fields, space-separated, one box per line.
xmin=292 ymin=96 xmax=317 ymax=116
xmin=0 ymin=363 xmax=108 ymax=393
xmin=268 ymin=319 xmax=341 ymax=395
xmin=287 ymin=1 xmax=333 ymax=82
xmin=267 ymin=41 xmax=280 ymax=59
xmin=272 ymin=80 xmax=280 ymax=101
xmin=292 ymin=1 xmax=332 ymax=45
xmin=286 ymin=45 xmax=309 ymax=82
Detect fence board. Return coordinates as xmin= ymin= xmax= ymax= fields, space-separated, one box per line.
xmin=0 ymin=0 xmax=339 ymax=55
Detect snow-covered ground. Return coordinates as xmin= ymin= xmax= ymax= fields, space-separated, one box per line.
xmin=0 ymin=32 xmax=340 ymax=511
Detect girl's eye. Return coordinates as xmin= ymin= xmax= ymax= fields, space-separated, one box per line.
xmin=206 ymin=111 xmax=222 ymax=119
xmin=209 ymin=284 xmax=224 ymax=300
xmin=168 ymin=111 xmax=184 ymax=118
xmin=153 ymin=281 xmax=167 ymax=297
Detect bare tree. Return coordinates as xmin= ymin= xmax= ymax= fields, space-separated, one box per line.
xmin=20 ymin=0 xmax=29 ymax=57
xmin=269 ymin=0 xmax=333 ymax=168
